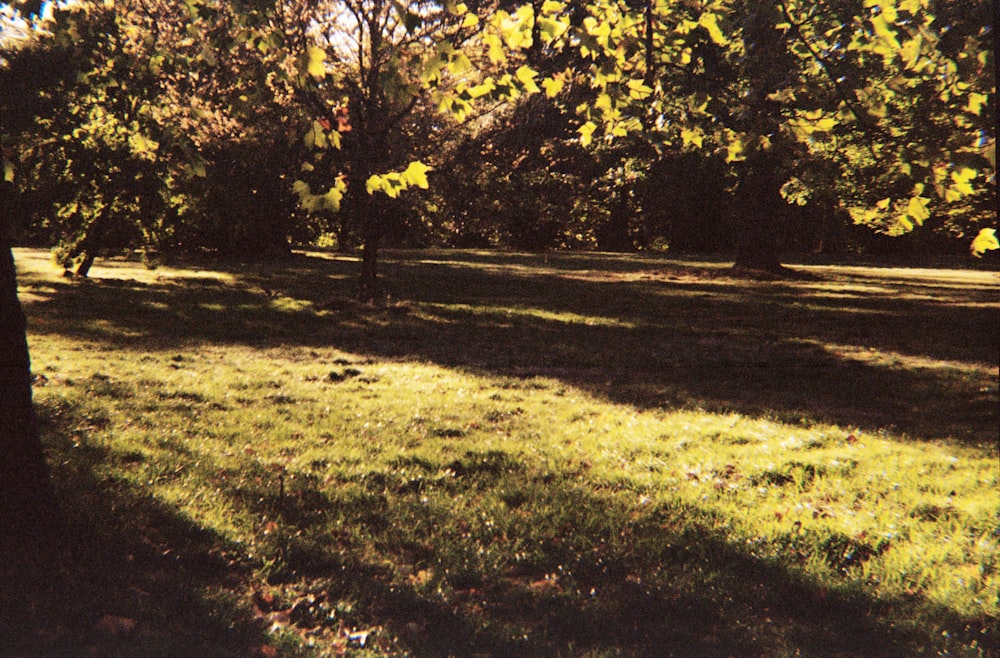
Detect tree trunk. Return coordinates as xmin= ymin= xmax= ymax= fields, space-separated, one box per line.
xmin=732 ymin=1 xmax=793 ymax=273
xmin=0 ymin=204 xmax=56 ymax=533
xmin=74 ymin=252 xmax=95 ymax=278
xmin=596 ymin=196 xmax=634 ymax=252
xmin=733 ymin=158 xmax=785 ymax=272
xmin=357 ymin=188 xmax=381 ymax=302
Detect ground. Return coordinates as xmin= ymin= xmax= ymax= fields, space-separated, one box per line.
xmin=4 ymin=248 xmax=998 ymax=657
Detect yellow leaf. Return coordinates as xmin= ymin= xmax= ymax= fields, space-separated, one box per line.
xmin=814 ymin=117 xmax=836 ymax=132
xmin=950 ymin=167 xmax=976 ymax=196
xmin=971 ymin=228 xmax=999 ymax=257
xmin=307 ymin=46 xmax=326 ymax=79
xmin=515 ymin=66 xmax=540 ymax=94
xmin=698 ymin=13 xmax=727 ymax=46
xmin=322 ymin=186 xmax=344 ymax=211
xmin=366 ymin=175 xmax=382 ymax=195
xmin=965 ymin=92 xmax=988 ymax=116
xmin=484 ymin=32 xmax=506 ymax=64
xmin=681 ymin=128 xmax=703 ymax=148
xmin=462 ymin=12 xmax=479 ymax=28
xmin=402 ymin=161 xmax=432 ymax=189
xmin=905 ymin=195 xmax=930 ymax=225
xmin=578 ymin=121 xmax=597 ymax=146
xmin=900 ymin=35 xmax=922 ymax=68
xmin=129 ymin=133 xmax=159 ymax=156
xmin=542 ymin=76 xmax=564 ymax=98
xmin=870 ymin=15 xmax=901 ymax=52
xmin=540 ymin=0 xmax=564 ymax=14
xmin=724 ymin=136 xmax=746 ymax=163
xmin=627 ymin=79 xmax=653 ymax=100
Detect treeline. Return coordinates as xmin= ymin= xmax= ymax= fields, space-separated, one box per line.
xmin=2 ymin=1 xmax=995 ymax=283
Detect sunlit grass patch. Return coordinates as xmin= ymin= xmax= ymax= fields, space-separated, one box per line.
xmin=15 ymin=248 xmax=1000 ymax=657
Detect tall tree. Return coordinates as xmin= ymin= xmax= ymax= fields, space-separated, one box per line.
xmin=545 ymin=0 xmax=996 ymax=266
xmin=1 ymin=5 xmax=62 ymax=530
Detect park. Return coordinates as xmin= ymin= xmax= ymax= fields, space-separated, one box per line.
xmin=1 ymin=1 xmax=997 ymax=656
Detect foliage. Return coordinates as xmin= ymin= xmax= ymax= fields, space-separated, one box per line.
xmin=3 ymin=2 xmax=218 ymax=270
xmin=528 ymin=0 xmax=996 ymax=259
xmin=3 ymin=0 xmax=994 ymax=267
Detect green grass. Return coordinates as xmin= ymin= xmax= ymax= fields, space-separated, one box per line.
xmin=5 ymin=247 xmax=998 ymax=657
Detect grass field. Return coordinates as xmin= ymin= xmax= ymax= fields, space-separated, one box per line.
xmin=5 ymin=247 xmax=999 ymax=657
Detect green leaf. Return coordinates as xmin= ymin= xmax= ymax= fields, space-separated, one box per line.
xmin=971 ymin=228 xmax=999 ymax=257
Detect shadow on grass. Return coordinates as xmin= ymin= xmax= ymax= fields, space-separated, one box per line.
xmin=0 ymin=402 xmax=268 ymax=658
xmin=13 ymin=248 xmax=999 ymax=655
xmin=20 ymin=249 xmax=998 ymax=445
xmin=58 ymin=430 xmax=985 ymax=658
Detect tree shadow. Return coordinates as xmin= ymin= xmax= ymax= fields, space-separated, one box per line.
xmin=0 ymin=401 xmax=269 ymax=658
xmin=61 ymin=430 xmax=987 ymax=658
xmin=14 ymin=248 xmax=998 ymax=655
xmin=19 ymin=249 xmax=998 ymax=446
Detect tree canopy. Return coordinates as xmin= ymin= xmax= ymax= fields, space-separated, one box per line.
xmin=1 ymin=0 xmax=995 ymax=282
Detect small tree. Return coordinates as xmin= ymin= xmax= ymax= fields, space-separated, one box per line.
xmin=285 ymin=0 xmax=546 ymax=298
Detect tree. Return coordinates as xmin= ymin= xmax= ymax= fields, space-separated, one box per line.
xmin=539 ymin=0 xmax=996 ymax=266
xmin=12 ymin=2 xmax=206 ymax=273
xmin=1 ymin=5 xmax=61 ymax=530
xmin=287 ymin=0 xmax=547 ymax=298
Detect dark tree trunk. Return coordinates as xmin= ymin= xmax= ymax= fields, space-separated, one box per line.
xmin=356 ymin=176 xmax=382 ymax=302
xmin=596 ymin=197 xmax=634 ymax=252
xmin=74 ymin=252 xmax=95 ymax=278
xmin=1 ymin=197 xmax=56 ymax=532
xmin=733 ymin=155 xmax=785 ymax=272
xmin=358 ymin=230 xmax=380 ymax=302
xmin=730 ymin=2 xmax=796 ymax=273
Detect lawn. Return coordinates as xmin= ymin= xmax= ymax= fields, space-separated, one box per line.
xmin=4 ymin=247 xmax=998 ymax=657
